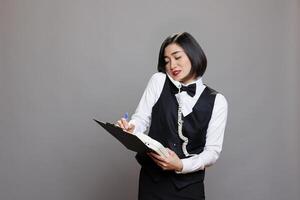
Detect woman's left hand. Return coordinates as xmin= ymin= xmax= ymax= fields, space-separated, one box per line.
xmin=148 ymin=148 xmax=183 ymax=172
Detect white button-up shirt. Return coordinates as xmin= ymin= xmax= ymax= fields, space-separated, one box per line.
xmin=130 ymin=72 xmax=228 ymax=174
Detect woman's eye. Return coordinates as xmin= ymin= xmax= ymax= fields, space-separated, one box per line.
xmin=175 ymin=56 xmax=181 ymax=60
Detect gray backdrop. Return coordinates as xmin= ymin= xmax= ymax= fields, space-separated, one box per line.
xmin=0 ymin=0 xmax=299 ymax=200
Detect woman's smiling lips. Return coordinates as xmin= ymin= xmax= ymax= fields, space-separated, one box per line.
xmin=172 ymin=70 xmax=181 ymax=76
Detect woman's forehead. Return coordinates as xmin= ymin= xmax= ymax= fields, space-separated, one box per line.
xmin=164 ymin=44 xmax=184 ymax=56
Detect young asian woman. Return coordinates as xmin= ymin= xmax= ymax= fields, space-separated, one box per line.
xmin=117 ymin=32 xmax=228 ymax=200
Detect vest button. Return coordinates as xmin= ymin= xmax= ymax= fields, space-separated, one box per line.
xmin=173 ymin=143 xmax=176 ymax=147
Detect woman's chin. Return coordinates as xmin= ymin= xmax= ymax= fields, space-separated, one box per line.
xmin=170 ymin=75 xmax=182 ymax=82
xmin=167 ymin=73 xmax=185 ymax=82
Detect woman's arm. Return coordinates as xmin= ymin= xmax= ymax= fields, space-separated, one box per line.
xmin=178 ymin=93 xmax=228 ymax=173
xmin=129 ymin=73 xmax=165 ymax=134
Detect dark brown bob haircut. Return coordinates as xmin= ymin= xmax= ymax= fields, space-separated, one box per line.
xmin=157 ymin=32 xmax=207 ymax=78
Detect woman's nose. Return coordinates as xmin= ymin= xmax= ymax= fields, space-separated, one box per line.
xmin=169 ymin=59 xmax=176 ymax=69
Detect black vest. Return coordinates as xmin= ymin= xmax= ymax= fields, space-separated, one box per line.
xmin=136 ymin=76 xmax=217 ymax=189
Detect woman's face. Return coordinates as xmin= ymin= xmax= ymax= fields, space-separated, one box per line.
xmin=164 ymin=43 xmax=195 ymax=84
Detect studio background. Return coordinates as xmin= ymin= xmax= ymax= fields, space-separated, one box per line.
xmin=0 ymin=0 xmax=299 ymax=199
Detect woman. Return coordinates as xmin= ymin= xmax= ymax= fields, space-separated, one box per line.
xmin=117 ymin=32 xmax=228 ymax=200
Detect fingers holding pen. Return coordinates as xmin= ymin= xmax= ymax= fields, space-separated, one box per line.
xmin=116 ymin=117 xmax=135 ymax=133
xmin=116 ymin=118 xmax=128 ymax=129
xmin=117 ymin=112 xmax=129 ymax=129
xmin=121 ymin=118 xmax=129 ymax=129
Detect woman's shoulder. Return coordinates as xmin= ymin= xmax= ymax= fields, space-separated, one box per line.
xmin=204 ymin=85 xmax=228 ymax=107
xmin=142 ymin=72 xmax=166 ymax=100
xmin=216 ymin=93 xmax=227 ymax=104
xmin=214 ymin=92 xmax=228 ymax=110
xmin=146 ymin=72 xmax=166 ymax=86
xmin=150 ymin=72 xmax=166 ymax=81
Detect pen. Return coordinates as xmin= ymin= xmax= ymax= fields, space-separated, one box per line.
xmin=123 ymin=112 xmax=129 ymax=121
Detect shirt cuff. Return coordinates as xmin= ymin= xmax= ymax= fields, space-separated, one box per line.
xmin=175 ymin=158 xmax=189 ymax=174
xmin=175 ymin=156 xmax=204 ymax=174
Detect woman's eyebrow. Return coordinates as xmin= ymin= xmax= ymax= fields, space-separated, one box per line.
xmin=171 ymin=50 xmax=182 ymax=55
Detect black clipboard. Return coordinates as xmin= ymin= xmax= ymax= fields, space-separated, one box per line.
xmin=93 ymin=119 xmax=149 ymax=154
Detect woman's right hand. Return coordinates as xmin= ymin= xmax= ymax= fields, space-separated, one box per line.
xmin=116 ymin=118 xmax=135 ymax=134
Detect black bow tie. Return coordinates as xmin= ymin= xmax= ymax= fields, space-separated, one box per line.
xmin=177 ymin=83 xmax=196 ymax=97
